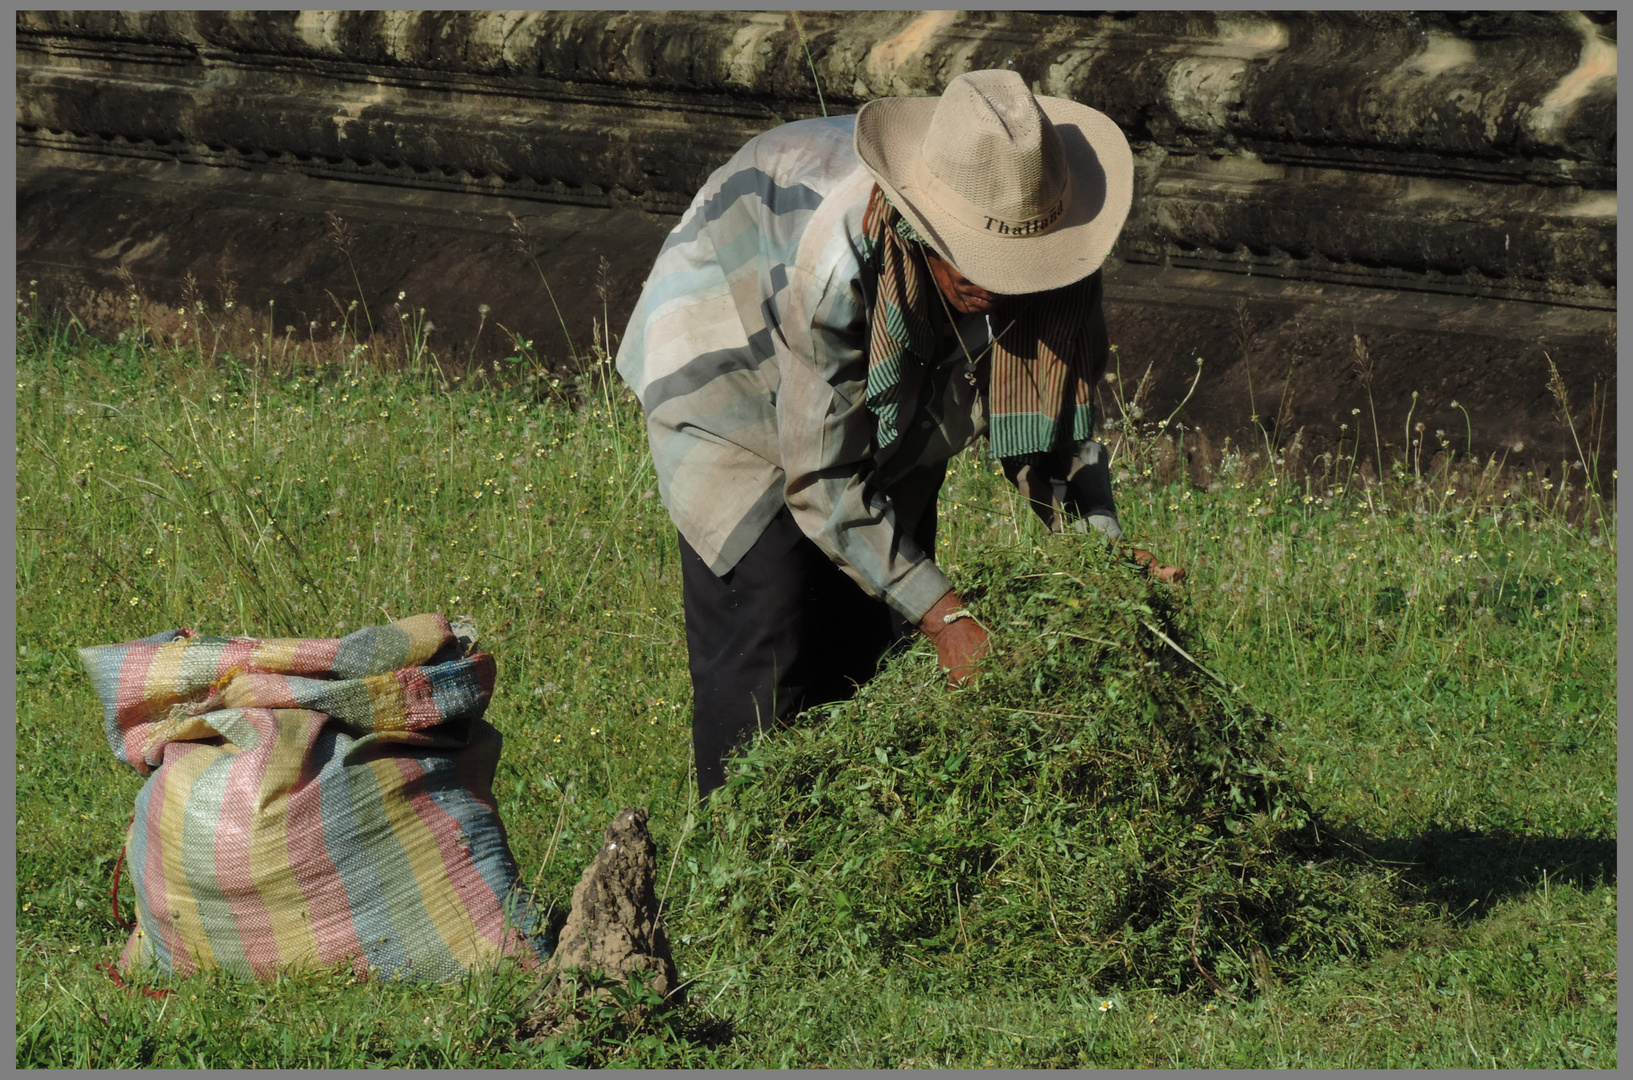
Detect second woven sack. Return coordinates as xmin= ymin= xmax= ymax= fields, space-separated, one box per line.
xmin=78 ymin=613 xmax=545 ymax=983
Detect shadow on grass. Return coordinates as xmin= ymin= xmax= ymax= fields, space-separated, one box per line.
xmin=665 ymin=1009 xmax=737 ymax=1051
xmin=1353 ymin=826 xmax=1616 ymax=918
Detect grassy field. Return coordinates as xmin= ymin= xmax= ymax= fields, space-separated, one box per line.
xmin=13 ymin=304 xmax=1617 ymax=1068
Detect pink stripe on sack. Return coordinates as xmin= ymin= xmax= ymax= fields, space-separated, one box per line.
xmin=282 ymin=712 xmax=365 ymax=968
xmin=389 ymin=756 xmax=510 ymax=949
xmin=395 ymin=667 xmax=443 ymax=729
xmin=114 ymin=644 xmax=162 ymax=734
xmin=294 ymin=638 xmax=343 ymax=673
xmin=225 ymin=672 xmax=297 ymax=710
xmin=217 ymin=638 xmax=258 ymax=679
xmin=211 ymin=708 xmax=284 ymax=978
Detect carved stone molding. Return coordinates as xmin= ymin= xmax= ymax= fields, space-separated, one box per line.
xmin=18 ymin=9 xmax=1616 ymax=304
xmin=15 ymin=9 xmax=1617 ymax=472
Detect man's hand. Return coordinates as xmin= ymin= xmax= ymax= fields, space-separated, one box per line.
xmin=919 ymin=589 xmax=990 ymax=686
xmin=1129 ymin=547 xmax=1185 ymax=583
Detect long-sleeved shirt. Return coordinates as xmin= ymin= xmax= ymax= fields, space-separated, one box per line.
xmin=616 ymin=114 xmax=1001 ymax=624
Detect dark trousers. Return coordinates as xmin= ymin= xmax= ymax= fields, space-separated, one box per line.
xmin=679 ymin=492 xmax=939 ymax=800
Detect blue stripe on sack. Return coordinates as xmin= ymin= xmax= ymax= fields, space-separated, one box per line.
xmin=179 ymin=753 xmax=255 ymax=977
xmin=415 ymin=748 xmax=525 ymax=935
xmin=313 ymin=726 xmax=417 ymax=978
xmin=288 ymin=676 xmax=377 ymax=729
xmin=332 ymin=623 xmax=412 ymax=679
xmin=425 ymin=660 xmax=489 ymax=726
xmin=78 ymin=644 xmax=131 ymax=763
xmin=343 ymin=748 xmax=464 ymax=980
xmin=201 ymin=708 xmax=265 ymax=754
xmin=79 ymin=642 xmax=127 ymax=718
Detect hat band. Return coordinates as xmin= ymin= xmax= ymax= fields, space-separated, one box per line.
xmin=916 ymin=164 xmax=1074 ymax=240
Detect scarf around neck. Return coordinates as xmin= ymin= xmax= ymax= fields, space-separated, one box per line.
xmin=860 ymin=184 xmax=1101 ymax=464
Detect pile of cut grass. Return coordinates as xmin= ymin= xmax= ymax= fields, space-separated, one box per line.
xmin=685 ymin=535 xmax=1404 ymax=996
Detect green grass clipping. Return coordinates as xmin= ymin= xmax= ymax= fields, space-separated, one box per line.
xmin=692 ymin=536 xmax=1403 ymax=997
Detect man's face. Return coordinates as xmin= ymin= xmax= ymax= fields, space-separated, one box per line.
xmin=924 ymin=250 xmax=1003 ymax=316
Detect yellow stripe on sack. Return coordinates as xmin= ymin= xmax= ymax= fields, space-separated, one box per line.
xmin=245 ymin=709 xmax=322 ymax=971
xmin=251 ymin=638 xmax=303 ymax=674
xmin=143 ymin=636 xmax=194 ymax=716
xmin=158 ymin=745 xmax=225 ymax=973
xmin=149 ymin=713 xmax=225 ymax=749
xmin=366 ymin=756 xmax=488 ymax=969
xmin=366 ymin=672 xmax=410 ymax=732
xmin=394 ymin=614 xmax=450 ymax=667
xmin=178 ymin=643 xmax=225 ymax=698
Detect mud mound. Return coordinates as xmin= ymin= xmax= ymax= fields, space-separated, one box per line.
xmin=691 ymin=536 xmax=1403 ymax=994
xmin=520 ymin=807 xmax=678 ymax=1039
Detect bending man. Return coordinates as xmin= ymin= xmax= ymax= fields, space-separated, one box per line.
xmin=616 ymin=70 xmax=1181 ymax=799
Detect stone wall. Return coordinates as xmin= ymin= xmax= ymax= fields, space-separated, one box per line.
xmin=17 ymin=10 xmax=1617 ymax=475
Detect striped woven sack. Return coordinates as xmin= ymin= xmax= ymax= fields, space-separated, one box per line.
xmin=77 ymin=613 xmax=546 ymax=983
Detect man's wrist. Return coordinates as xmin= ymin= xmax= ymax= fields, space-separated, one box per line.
xmin=919 ymin=589 xmax=962 ymax=637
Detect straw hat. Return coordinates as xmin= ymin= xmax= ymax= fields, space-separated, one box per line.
xmin=854 ymin=69 xmax=1133 ymax=295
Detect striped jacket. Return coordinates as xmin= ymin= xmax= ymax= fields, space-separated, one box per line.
xmin=616 ymin=115 xmax=998 ymax=623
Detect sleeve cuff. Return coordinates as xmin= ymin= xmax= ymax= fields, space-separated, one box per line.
xmin=884 ymin=557 xmax=954 ymax=625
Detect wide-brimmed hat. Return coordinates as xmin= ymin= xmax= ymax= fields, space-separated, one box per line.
xmin=854 ymin=69 xmax=1133 ymax=295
